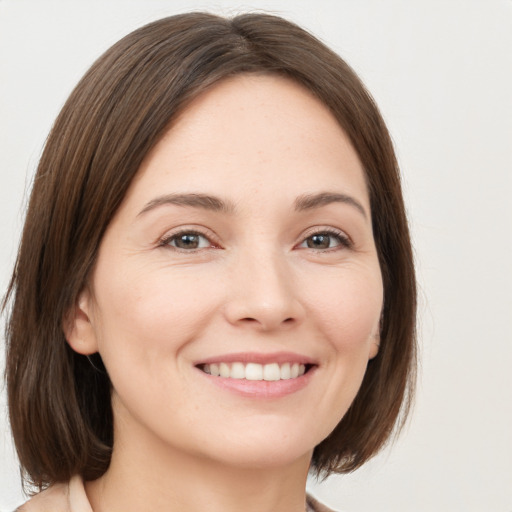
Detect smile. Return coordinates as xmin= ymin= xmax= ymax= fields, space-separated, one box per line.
xmin=199 ymin=362 xmax=308 ymax=381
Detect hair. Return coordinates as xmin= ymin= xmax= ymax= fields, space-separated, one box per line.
xmin=3 ymin=12 xmax=416 ymax=490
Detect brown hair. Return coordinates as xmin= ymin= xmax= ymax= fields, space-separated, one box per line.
xmin=3 ymin=12 xmax=416 ymax=489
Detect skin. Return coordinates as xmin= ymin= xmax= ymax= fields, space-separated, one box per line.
xmin=66 ymin=74 xmax=383 ymax=512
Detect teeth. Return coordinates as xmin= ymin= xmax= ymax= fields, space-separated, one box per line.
xmin=231 ymin=362 xmax=245 ymax=379
xmin=219 ymin=362 xmax=230 ymax=378
xmin=280 ymin=363 xmax=291 ymax=380
xmin=246 ymin=363 xmax=263 ymax=381
xmin=201 ymin=362 xmax=308 ymax=380
xmin=210 ymin=363 xmax=220 ymax=377
xmin=263 ymin=363 xmax=280 ymax=381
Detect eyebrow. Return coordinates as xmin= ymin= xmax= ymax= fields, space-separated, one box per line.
xmin=294 ymin=192 xmax=367 ymax=218
xmin=137 ymin=191 xmax=367 ymax=219
xmin=138 ymin=193 xmax=236 ymax=217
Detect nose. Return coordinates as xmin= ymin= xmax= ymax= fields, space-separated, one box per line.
xmin=224 ymin=248 xmax=305 ymax=332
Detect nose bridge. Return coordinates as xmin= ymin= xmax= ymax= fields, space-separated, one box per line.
xmin=225 ymin=242 xmax=303 ymax=330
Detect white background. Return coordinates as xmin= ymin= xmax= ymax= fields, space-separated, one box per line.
xmin=1 ymin=1 xmax=511 ymax=510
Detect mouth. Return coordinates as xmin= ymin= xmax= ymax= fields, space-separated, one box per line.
xmin=196 ymin=362 xmax=314 ymax=381
xmin=194 ymin=353 xmax=317 ymax=398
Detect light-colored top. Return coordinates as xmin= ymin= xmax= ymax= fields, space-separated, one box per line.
xmin=17 ymin=476 xmax=92 ymax=512
xmin=16 ymin=476 xmax=336 ymax=512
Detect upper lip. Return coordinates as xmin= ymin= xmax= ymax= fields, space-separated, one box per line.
xmin=194 ymin=352 xmax=318 ymax=366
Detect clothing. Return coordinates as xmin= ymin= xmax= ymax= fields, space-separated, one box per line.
xmin=17 ymin=476 xmax=337 ymax=512
xmin=16 ymin=476 xmax=91 ymax=512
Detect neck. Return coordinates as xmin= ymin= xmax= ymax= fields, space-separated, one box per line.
xmin=85 ymin=419 xmax=312 ymax=512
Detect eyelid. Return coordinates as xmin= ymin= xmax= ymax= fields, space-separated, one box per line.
xmin=155 ymin=225 xmax=353 ymax=252
xmin=296 ymin=226 xmax=353 ymax=250
xmin=157 ymin=226 xmax=221 ymax=250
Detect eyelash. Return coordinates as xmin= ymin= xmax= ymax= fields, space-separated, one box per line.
xmin=158 ymin=227 xmax=353 ymax=252
xmin=298 ymin=228 xmax=353 ymax=251
xmin=159 ymin=229 xmax=217 ymax=251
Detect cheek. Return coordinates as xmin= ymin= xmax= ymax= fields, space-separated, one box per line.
xmin=304 ymin=265 xmax=383 ymax=351
xmin=288 ymin=266 xmax=383 ymax=442
xmin=91 ymin=262 xmax=221 ymax=360
xmin=88 ymin=267 xmax=210 ymax=412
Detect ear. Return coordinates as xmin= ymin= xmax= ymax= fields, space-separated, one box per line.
xmin=368 ymin=310 xmax=383 ymax=360
xmin=368 ymin=334 xmax=380 ymax=360
xmin=63 ymin=288 xmax=99 ymax=355
xmin=368 ymin=322 xmax=381 ymax=360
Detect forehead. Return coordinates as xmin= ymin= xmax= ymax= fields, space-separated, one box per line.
xmin=125 ymin=74 xmax=369 ymax=212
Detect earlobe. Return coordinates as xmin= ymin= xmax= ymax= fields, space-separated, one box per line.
xmin=369 ymin=338 xmax=380 ymax=359
xmin=368 ymin=330 xmax=380 ymax=360
xmin=63 ymin=289 xmax=99 ymax=355
xmin=368 ymin=312 xmax=383 ymax=360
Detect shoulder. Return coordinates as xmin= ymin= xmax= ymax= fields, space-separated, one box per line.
xmin=306 ymin=493 xmax=339 ymax=512
xmin=16 ymin=476 xmax=92 ymax=512
xmin=16 ymin=482 xmax=70 ymax=512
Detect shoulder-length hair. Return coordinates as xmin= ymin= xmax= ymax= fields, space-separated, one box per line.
xmin=3 ymin=12 xmax=416 ymax=489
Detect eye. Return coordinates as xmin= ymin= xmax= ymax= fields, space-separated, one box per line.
xmin=298 ymin=229 xmax=352 ymax=250
xmin=162 ymin=231 xmax=212 ymax=250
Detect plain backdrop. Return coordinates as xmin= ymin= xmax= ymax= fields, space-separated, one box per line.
xmin=1 ymin=1 xmax=511 ymax=510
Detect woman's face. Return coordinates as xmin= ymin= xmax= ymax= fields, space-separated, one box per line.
xmin=69 ymin=75 xmax=383 ymax=470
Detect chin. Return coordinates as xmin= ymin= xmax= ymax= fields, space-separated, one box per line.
xmin=206 ymin=442 xmax=314 ymax=471
xmin=189 ymin=418 xmax=331 ymax=471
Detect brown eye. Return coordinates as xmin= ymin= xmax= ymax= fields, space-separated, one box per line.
xmin=299 ymin=231 xmax=350 ymax=250
xmin=167 ymin=232 xmax=210 ymax=250
xmin=306 ymin=234 xmax=331 ymax=249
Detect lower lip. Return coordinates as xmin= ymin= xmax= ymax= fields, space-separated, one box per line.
xmin=197 ymin=367 xmax=315 ymax=398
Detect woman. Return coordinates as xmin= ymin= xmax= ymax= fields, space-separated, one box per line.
xmin=4 ymin=12 xmax=416 ymax=512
